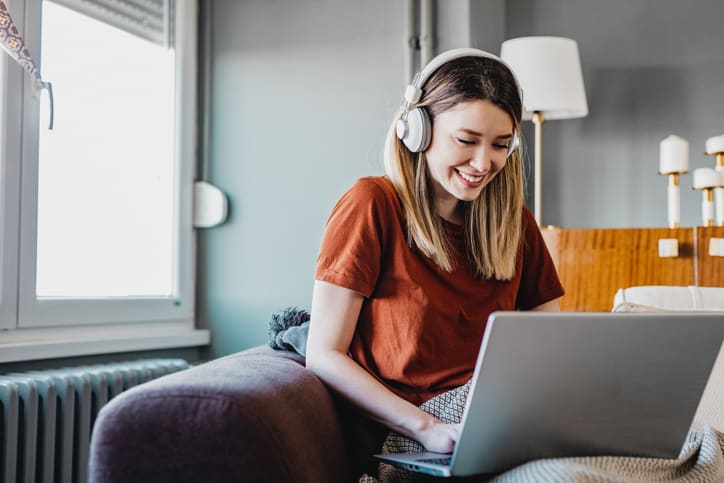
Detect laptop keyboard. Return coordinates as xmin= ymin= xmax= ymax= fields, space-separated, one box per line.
xmin=417 ymin=456 xmax=452 ymax=465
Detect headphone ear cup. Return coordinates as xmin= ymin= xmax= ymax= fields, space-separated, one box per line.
xmin=507 ymin=131 xmax=520 ymax=157
xmin=401 ymin=107 xmax=432 ymax=153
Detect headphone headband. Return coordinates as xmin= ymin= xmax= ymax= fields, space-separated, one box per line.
xmin=404 ymin=48 xmax=524 ymax=110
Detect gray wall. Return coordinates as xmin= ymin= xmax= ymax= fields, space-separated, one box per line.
xmin=505 ymin=0 xmax=724 ymax=228
xmin=197 ymin=0 xmax=405 ymax=356
xmin=436 ymin=1 xmax=507 ymax=54
xmin=198 ymin=0 xmax=724 ymax=357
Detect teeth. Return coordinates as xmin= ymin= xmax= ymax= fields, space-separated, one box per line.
xmin=458 ymin=171 xmax=483 ymax=183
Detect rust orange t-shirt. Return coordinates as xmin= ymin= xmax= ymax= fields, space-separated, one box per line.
xmin=315 ymin=176 xmax=564 ymax=405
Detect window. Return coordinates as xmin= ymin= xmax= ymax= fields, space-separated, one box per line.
xmin=0 ymin=0 xmax=207 ymax=361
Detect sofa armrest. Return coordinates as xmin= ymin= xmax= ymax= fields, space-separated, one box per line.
xmin=89 ymin=346 xmax=351 ymax=483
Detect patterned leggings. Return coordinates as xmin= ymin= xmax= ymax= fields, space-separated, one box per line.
xmin=360 ymin=381 xmax=472 ymax=483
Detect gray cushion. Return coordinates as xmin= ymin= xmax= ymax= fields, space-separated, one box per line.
xmin=89 ymin=346 xmax=352 ymax=483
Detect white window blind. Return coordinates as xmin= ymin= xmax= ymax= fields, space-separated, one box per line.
xmin=50 ymin=0 xmax=174 ymax=46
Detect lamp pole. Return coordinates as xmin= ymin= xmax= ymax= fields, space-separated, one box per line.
xmin=532 ymin=111 xmax=544 ymax=226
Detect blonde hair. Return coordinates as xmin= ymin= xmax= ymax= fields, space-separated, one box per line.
xmin=384 ymin=56 xmax=524 ymax=280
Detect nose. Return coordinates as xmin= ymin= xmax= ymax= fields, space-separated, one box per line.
xmin=469 ymin=147 xmax=492 ymax=173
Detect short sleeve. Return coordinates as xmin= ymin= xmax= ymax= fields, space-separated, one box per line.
xmin=315 ymin=178 xmax=391 ymax=297
xmin=515 ymin=208 xmax=565 ymax=309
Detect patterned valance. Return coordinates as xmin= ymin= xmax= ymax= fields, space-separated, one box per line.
xmin=0 ymin=0 xmax=54 ymax=128
xmin=1 ymin=0 xmax=41 ymax=80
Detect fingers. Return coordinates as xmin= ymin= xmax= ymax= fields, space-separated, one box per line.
xmin=448 ymin=423 xmax=461 ymax=441
xmin=419 ymin=422 xmax=460 ymax=453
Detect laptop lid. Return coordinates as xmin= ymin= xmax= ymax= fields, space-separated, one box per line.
xmin=377 ymin=311 xmax=724 ymax=477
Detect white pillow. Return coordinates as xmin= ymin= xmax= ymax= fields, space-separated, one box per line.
xmin=612 ymin=285 xmax=724 ymax=313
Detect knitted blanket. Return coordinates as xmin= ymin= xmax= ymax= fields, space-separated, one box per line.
xmin=364 ymin=381 xmax=724 ymax=482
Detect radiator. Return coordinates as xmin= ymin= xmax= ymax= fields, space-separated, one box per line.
xmin=1 ymin=358 xmax=189 ymax=483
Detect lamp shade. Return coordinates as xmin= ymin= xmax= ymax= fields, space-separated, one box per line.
xmin=500 ymin=36 xmax=588 ymax=121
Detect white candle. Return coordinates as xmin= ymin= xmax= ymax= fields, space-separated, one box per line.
xmin=659 ymin=135 xmax=689 ymax=174
xmin=705 ymin=136 xmax=724 ymax=226
xmin=705 ymin=134 xmax=724 ymax=154
xmin=667 ymin=179 xmax=680 ymax=228
xmin=694 ymin=168 xmax=718 ymax=227
xmin=716 ymin=170 xmax=724 ymax=226
xmin=693 ymin=167 xmax=719 ymax=189
xmin=703 ymin=195 xmax=715 ymax=227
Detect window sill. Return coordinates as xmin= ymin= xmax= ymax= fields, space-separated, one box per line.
xmin=0 ymin=323 xmax=210 ymax=363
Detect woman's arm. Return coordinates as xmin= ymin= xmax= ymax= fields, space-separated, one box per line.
xmin=306 ymin=280 xmax=459 ymax=453
xmin=531 ymin=298 xmax=560 ymax=311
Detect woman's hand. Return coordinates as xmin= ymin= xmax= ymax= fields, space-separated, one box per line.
xmin=415 ymin=419 xmax=461 ymax=453
xmin=308 ymin=281 xmax=462 ymax=454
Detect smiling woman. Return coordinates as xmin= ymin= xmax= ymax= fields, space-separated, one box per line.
xmin=305 ymin=48 xmax=563 ymax=481
xmin=387 ymin=51 xmax=524 ymax=279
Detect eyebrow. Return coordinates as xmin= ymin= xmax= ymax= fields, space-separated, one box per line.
xmin=457 ymin=128 xmax=513 ymax=140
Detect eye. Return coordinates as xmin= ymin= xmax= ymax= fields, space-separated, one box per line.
xmin=456 ymin=138 xmax=475 ymax=145
xmin=493 ymin=143 xmax=510 ymax=150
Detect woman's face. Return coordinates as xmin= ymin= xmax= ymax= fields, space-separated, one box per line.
xmin=424 ymin=99 xmax=514 ymax=217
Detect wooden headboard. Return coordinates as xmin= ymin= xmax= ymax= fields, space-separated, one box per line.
xmin=541 ymin=226 xmax=724 ymax=312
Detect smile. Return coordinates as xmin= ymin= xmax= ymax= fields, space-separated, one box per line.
xmin=456 ymin=170 xmax=484 ymax=183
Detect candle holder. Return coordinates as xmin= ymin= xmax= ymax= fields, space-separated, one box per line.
xmin=704 ymin=134 xmax=724 ymax=226
xmin=659 ymin=135 xmax=689 ymax=229
xmin=693 ymin=168 xmax=719 ymax=227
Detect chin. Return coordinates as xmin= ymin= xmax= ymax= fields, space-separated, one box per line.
xmin=454 ymin=190 xmax=483 ymax=203
xmin=455 ymin=181 xmax=486 ymax=198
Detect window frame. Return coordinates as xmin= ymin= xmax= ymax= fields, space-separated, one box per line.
xmin=0 ymin=40 xmax=22 ymax=330
xmin=0 ymin=0 xmax=207 ymax=360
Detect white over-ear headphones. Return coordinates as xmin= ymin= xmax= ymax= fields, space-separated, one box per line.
xmin=395 ymin=48 xmax=523 ymax=155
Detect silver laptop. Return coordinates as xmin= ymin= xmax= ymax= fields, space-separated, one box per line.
xmin=374 ymin=311 xmax=724 ymax=477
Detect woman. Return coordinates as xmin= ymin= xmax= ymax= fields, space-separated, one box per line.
xmin=306 ymin=48 xmax=564 ymax=478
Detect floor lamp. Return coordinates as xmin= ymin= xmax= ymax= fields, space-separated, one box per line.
xmin=501 ymin=37 xmax=588 ymax=226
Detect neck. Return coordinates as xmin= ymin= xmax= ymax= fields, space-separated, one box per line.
xmin=435 ymin=194 xmax=464 ymax=224
xmin=428 ymin=174 xmax=463 ymax=224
